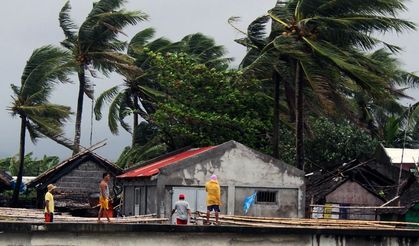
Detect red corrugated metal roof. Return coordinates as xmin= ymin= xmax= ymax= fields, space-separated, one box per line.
xmin=118 ymin=146 xmax=215 ymax=178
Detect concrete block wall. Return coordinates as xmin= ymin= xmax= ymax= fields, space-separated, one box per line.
xmin=53 ymin=161 xmax=113 ymax=201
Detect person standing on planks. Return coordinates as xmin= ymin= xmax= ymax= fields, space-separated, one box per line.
xmin=171 ymin=194 xmax=191 ymax=225
xmin=97 ymin=172 xmax=112 ymax=223
xmin=205 ymin=174 xmax=221 ymax=225
xmin=44 ymin=184 xmax=57 ymax=223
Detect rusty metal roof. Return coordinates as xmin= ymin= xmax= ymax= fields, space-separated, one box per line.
xmin=118 ymin=147 xmax=214 ymax=178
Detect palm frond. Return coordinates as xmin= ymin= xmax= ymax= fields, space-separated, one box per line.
xmin=20 ymin=45 xmax=73 ymax=101
xmin=94 ymin=85 xmax=120 ymax=120
xmin=59 ymin=1 xmax=78 ymax=45
xmin=128 ymin=28 xmax=155 ymax=56
xmin=316 ymin=0 xmax=408 ymax=17
xmin=302 ymin=38 xmax=386 ymax=95
xmin=108 ymin=92 xmax=124 ymax=134
xmin=247 ymin=15 xmax=271 ymax=48
xmin=26 ymin=121 xmax=42 ymax=144
xmin=88 ymin=0 xmax=126 ymax=17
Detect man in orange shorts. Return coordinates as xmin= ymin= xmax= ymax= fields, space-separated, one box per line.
xmin=98 ymin=172 xmax=111 ymax=223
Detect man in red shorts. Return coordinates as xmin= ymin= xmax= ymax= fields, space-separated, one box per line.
xmin=171 ymin=194 xmax=191 ymax=225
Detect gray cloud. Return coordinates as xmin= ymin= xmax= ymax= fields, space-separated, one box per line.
xmin=0 ymin=0 xmax=417 ymax=161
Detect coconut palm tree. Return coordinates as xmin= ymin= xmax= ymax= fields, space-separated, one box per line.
xmin=94 ymin=28 xmax=172 ymax=144
xmin=239 ymin=0 xmax=415 ymax=170
xmin=230 ymin=14 xmax=290 ymax=159
xmin=9 ymin=46 xmax=73 ymax=206
xmin=59 ymin=0 xmax=148 ymax=154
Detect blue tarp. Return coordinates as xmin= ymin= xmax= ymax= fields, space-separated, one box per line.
xmin=243 ymin=192 xmax=257 ymax=215
xmin=10 ymin=180 xmax=26 ymax=192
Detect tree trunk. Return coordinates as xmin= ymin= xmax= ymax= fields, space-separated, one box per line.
xmin=295 ymin=62 xmax=304 ymax=170
xmin=132 ymin=94 xmax=140 ymax=147
xmin=272 ymin=71 xmax=280 ymax=159
xmin=73 ymin=66 xmax=86 ymax=155
xmin=284 ymin=79 xmax=296 ymax=122
xmin=11 ymin=117 xmax=27 ymax=207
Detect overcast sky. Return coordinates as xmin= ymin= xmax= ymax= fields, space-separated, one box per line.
xmin=0 ymin=0 xmax=418 ymax=161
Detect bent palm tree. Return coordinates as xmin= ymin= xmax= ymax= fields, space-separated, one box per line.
xmin=94 ymin=28 xmax=171 ymax=143
xmin=59 ymin=0 xmax=147 ymax=154
xmin=9 ymin=46 xmax=72 ymax=206
xmin=241 ymin=0 xmax=415 ymax=170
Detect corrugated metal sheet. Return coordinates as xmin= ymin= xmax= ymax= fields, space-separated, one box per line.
xmin=118 ymin=147 xmax=214 ymax=178
xmin=384 ymin=148 xmax=419 ymax=164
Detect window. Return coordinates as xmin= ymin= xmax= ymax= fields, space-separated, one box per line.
xmin=256 ymin=191 xmax=277 ymax=204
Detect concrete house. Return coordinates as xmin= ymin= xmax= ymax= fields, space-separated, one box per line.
xmin=28 ymin=150 xmax=122 ymax=210
xmin=117 ymin=141 xmax=305 ymax=218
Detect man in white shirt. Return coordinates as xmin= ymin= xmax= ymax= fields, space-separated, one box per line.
xmin=171 ymin=194 xmax=191 ymax=225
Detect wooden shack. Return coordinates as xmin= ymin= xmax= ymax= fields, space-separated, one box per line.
xmin=306 ymin=160 xmax=403 ymax=220
xmin=28 ymin=151 xmax=122 ymax=211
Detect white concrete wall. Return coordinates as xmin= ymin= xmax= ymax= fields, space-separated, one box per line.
xmin=1 ymin=232 xmax=416 ymax=246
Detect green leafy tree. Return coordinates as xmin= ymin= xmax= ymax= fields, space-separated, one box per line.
xmin=305 ymin=118 xmax=379 ymax=170
xmin=58 ymin=0 xmax=147 ymax=154
xmin=147 ymin=51 xmax=272 ymax=150
xmin=8 ymin=46 xmax=72 ymax=206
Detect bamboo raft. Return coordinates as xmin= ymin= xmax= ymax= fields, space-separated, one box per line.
xmin=0 ymin=207 xmax=168 ymax=224
xmin=194 ymin=212 xmax=419 ymax=230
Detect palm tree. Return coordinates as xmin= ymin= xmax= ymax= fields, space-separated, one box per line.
xmin=240 ymin=0 xmax=415 ymax=170
xmin=94 ymin=28 xmax=172 ymax=144
xmin=230 ymin=15 xmax=290 ymax=159
xmin=59 ymin=0 xmax=148 ymax=154
xmin=9 ymin=46 xmax=73 ymax=206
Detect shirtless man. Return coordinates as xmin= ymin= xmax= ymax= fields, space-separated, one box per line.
xmin=98 ymin=172 xmax=111 ymax=223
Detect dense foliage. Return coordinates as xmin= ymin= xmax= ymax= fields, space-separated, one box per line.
xmin=0 ymin=153 xmax=60 ymax=176
xmin=149 ymin=51 xmax=272 ymax=150
xmin=304 ymin=118 xmax=379 ymax=170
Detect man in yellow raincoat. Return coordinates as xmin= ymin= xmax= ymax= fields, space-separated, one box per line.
xmin=205 ymin=174 xmax=221 ymax=224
